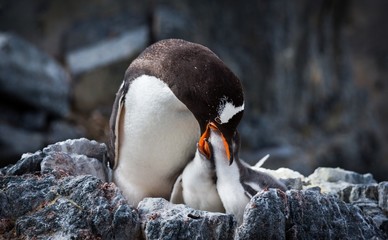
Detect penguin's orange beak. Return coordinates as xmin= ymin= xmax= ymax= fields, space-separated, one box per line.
xmin=198 ymin=122 xmax=232 ymax=163
xmin=198 ymin=123 xmax=212 ymax=159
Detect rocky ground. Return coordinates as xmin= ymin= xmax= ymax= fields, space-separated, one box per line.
xmin=0 ymin=138 xmax=387 ymax=239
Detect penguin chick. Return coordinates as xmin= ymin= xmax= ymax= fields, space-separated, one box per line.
xmin=170 ymin=139 xmax=225 ymax=213
xmin=205 ymin=122 xmax=287 ymax=225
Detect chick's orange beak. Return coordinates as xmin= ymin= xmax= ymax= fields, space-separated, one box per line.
xmin=198 ymin=123 xmax=211 ymax=159
xmin=198 ymin=122 xmax=231 ymax=162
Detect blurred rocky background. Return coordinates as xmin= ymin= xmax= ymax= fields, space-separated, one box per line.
xmin=0 ymin=0 xmax=387 ymax=180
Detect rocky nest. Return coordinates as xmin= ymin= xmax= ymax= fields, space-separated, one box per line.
xmin=0 ymin=138 xmax=387 ymax=239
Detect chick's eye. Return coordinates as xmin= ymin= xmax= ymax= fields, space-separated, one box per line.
xmin=215 ymin=116 xmax=222 ymax=124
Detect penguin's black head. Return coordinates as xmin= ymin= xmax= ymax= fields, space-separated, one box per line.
xmin=125 ymin=39 xmax=244 ymax=162
xmin=157 ymin=39 xmax=245 ymax=164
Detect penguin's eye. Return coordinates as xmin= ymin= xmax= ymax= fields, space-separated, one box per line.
xmin=214 ymin=116 xmax=222 ymax=124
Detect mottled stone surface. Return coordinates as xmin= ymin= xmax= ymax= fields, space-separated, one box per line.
xmin=378 ymin=182 xmax=388 ymax=233
xmin=1 ymin=138 xmax=109 ymax=181
xmin=0 ymin=175 xmax=140 ymax=239
xmin=306 ymin=167 xmax=377 ymax=195
xmin=379 ymin=182 xmax=388 ymax=213
xmin=340 ymin=184 xmax=379 ymax=203
xmin=40 ymin=138 xmax=109 ymax=181
xmin=138 ymin=198 xmax=236 ymax=240
xmin=236 ymin=189 xmax=386 ymax=240
xmin=0 ymin=151 xmax=44 ymax=176
xmin=1 ymin=139 xmax=387 ymax=239
xmin=308 ymin=167 xmax=376 ymax=185
xmin=42 ymin=138 xmax=107 ymax=160
xmin=303 ymin=168 xmax=388 ymax=236
xmin=0 ymin=139 xmax=137 ymax=239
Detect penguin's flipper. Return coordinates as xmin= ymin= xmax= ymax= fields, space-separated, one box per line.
xmin=253 ymin=154 xmax=270 ymax=168
xmin=247 ymin=168 xmax=288 ymax=192
xmin=170 ymin=174 xmax=184 ymax=204
xmin=238 ymin=159 xmax=287 ymax=198
xmin=108 ymin=82 xmax=126 ymax=169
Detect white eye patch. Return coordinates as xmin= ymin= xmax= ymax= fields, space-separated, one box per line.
xmin=217 ymin=98 xmax=244 ymax=124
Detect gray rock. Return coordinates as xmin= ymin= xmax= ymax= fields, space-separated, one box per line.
xmin=351 ymin=200 xmax=388 ymax=234
xmin=340 ymin=184 xmax=379 ymax=203
xmin=0 ymin=174 xmax=140 ymax=239
xmin=0 ymin=33 xmax=70 ymax=117
xmin=41 ymin=138 xmax=110 ymax=181
xmin=378 ymin=182 xmax=388 ymax=232
xmin=306 ymin=167 xmax=376 ymax=195
xmin=236 ymin=189 xmax=386 ymax=240
xmin=0 ymin=151 xmax=44 ymax=176
xmin=236 ymin=189 xmax=287 ymax=240
xmin=299 ymin=168 xmax=388 ymax=235
xmin=379 ymin=182 xmax=388 ymax=213
xmin=42 ymin=138 xmax=107 ymax=163
xmin=138 ymin=198 xmax=236 ymax=240
xmin=1 ymin=139 xmax=387 ymax=239
xmin=308 ymin=167 xmax=376 ymax=184
xmin=338 ymin=184 xmax=388 ymax=233
xmin=66 ymin=26 xmax=148 ymax=75
xmin=1 ymin=138 xmax=110 ymax=182
xmin=41 ymin=151 xmax=108 ymax=182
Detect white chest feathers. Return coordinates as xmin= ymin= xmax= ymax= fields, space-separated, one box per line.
xmin=210 ymin=130 xmax=249 ymax=224
xmin=113 ymin=75 xmax=200 ymax=206
xmin=179 ymin=150 xmax=225 ymax=212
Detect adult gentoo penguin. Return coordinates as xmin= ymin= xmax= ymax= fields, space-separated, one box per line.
xmin=108 ymin=39 xmax=244 ymax=206
xmin=172 ymin=122 xmax=287 ymax=224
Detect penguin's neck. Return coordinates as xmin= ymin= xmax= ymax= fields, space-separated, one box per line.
xmin=210 ymin=130 xmax=249 ymax=224
xmin=209 ymin=130 xmax=238 ymax=183
xmin=114 ymin=75 xmax=200 ymax=205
